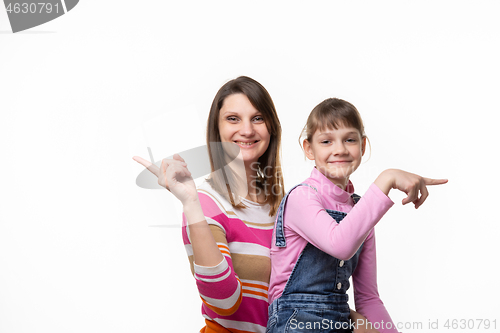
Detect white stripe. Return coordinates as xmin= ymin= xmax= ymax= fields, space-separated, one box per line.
xmin=215 ymin=318 xmax=266 ymax=333
xmin=184 ymin=244 xmax=193 ymax=256
xmin=193 ymin=257 xmax=228 ymax=276
xmin=242 ymin=285 xmax=267 ymax=293
xmin=240 ymin=222 xmax=274 ymax=230
xmin=228 ymin=242 xmax=270 ymax=257
xmin=240 ymin=279 xmax=269 ymax=287
xmin=195 ymin=268 xmax=231 ymax=283
xmin=200 ymin=280 xmax=241 ymax=310
xmin=243 ymin=292 xmax=268 ymax=302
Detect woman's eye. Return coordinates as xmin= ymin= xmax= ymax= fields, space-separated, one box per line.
xmin=253 ymin=116 xmax=264 ymax=123
xmin=227 ymin=116 xmax=238 ymax=122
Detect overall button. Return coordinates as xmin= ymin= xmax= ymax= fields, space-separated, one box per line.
xmin=337 ymin=282 xmax=342 ymax=290
xmin=339 ymin=260 xmax=344 ymax=267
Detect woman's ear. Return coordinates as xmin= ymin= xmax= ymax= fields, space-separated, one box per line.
xmin=303 ymin=139 xmax=315 ymax=161
xmin=362 ymin=137 xmax=367 ymax=156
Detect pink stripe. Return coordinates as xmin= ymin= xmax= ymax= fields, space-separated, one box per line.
xmin=231 ymin=227 xmax=272 ymax=247
xmin=197 ymin=276 xmax=239 ymax=300
xmin=198 ymin=193 xmax=227 ymax=220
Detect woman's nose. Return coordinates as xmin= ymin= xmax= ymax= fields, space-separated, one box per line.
xmin=239 ymin=120 xmax=255 ymax=136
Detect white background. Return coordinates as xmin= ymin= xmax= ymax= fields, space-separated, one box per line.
xmin=1 ymin=1 xmax=499 ymax=332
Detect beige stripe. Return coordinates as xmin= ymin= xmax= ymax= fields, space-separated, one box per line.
xmin=231 ymin=253 xmax=270 ymax=284
xmin=241 ymin=220 xmax=275 ymax=228
xmin=210 ymin=225 xmax=229 ymax=245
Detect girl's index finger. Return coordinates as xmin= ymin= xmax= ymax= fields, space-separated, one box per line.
xmin=423 ymin=178 xmax=448 ymax=186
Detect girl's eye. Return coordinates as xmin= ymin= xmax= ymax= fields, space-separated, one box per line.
xmin=346 ymin=138 xmax=357 ymax=143
xmin=321 ymin=140 xmax=331 ymax=144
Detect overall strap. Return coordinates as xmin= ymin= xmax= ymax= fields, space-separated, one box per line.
xmin=274 ymin=183 xmax=317 ymax=247
xmin=275 ymin=186 xmax=361 ymax=248
xmin=351 ymin=193 xmax=361 ymax=204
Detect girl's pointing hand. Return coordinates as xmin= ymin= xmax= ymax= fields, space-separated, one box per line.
xmin=374 ymin=169 xmax=448 ymax=209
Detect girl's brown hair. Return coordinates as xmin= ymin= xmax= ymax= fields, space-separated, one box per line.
xmin=300 ymin=98 xmax=367 ymax=149
xmin=206 ymin=76 xmax=284 ymax=217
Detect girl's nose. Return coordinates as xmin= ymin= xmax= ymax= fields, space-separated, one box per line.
xmin=333 ymin=142 xmax=348 ymax=155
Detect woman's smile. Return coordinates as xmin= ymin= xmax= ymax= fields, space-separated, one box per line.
xmin=234 ymin=140 xmax=260 ymax=148
xmin=219 ymin=93 xmax=271 ymax=165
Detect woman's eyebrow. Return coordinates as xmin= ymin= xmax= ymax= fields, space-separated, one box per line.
xmin=221 ymin=110 xmax=263 ymax=117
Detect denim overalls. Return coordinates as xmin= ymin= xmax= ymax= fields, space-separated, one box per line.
xmin=267 ymin=184 xmax=363 ymax=333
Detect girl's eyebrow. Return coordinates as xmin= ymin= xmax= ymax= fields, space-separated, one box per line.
xmin=317 ymin=130 xmax=359 ymax=137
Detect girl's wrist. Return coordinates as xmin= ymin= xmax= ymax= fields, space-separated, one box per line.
xmin=374 ymin=169 xmax=395 ymax=196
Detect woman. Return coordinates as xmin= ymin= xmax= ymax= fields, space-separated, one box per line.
xmin=133 ymin=76 xmax=378 ymax=333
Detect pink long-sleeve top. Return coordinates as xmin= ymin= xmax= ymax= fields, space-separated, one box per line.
xmin=269 ymin=167 xmax=399 ymax=333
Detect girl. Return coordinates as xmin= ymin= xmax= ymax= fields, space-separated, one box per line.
xmin=266 ymin=98 xmax=447 ymax=333
xmin=134 ymin=79 xmax=380 ymax=333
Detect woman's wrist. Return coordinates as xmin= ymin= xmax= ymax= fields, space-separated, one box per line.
xmin=183 ymin=198 xmax=205 ymax=226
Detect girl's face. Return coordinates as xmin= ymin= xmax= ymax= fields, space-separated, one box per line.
xmin=303 ymin=125 xmax=366 ymax=189
xmin=218 ymin=93 xmax=271 ymax=166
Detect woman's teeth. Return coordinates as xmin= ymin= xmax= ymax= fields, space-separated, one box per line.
xmin=235 ymin=141 xmax=257 ymax=146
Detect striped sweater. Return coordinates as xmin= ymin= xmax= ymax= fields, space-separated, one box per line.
xmin=182 ymin=180 xmax=274 ymax=333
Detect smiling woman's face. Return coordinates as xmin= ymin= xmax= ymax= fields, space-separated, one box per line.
xmin=218 ymin=93 xmax=270 ymax=166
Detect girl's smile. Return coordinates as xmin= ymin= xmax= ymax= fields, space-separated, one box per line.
xmin=303 ymin=125 xmax=366 ymax=189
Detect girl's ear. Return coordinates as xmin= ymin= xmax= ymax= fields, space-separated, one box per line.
xmin=362 ymin=137 xmax=367 ymax=156
xmin=303 ymin=139 xmax=315 ymax=161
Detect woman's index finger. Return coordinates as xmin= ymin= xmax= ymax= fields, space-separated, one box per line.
xmin=133 ymin=156 xmax=160 ymax=177
xmin=173 ymin=153 xmax=185 ymax=163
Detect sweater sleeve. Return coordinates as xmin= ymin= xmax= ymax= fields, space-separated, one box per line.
xmin=284 ymin=183 xmax=394 ymax=260
xmin=352 ymin=229 xmax=399 ymax=333
xmin=182 ymin=192 xmax=243 ymax=316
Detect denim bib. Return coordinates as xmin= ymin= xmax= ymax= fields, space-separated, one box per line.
xmin=267 ymin=184 xmax=363 ymax=333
